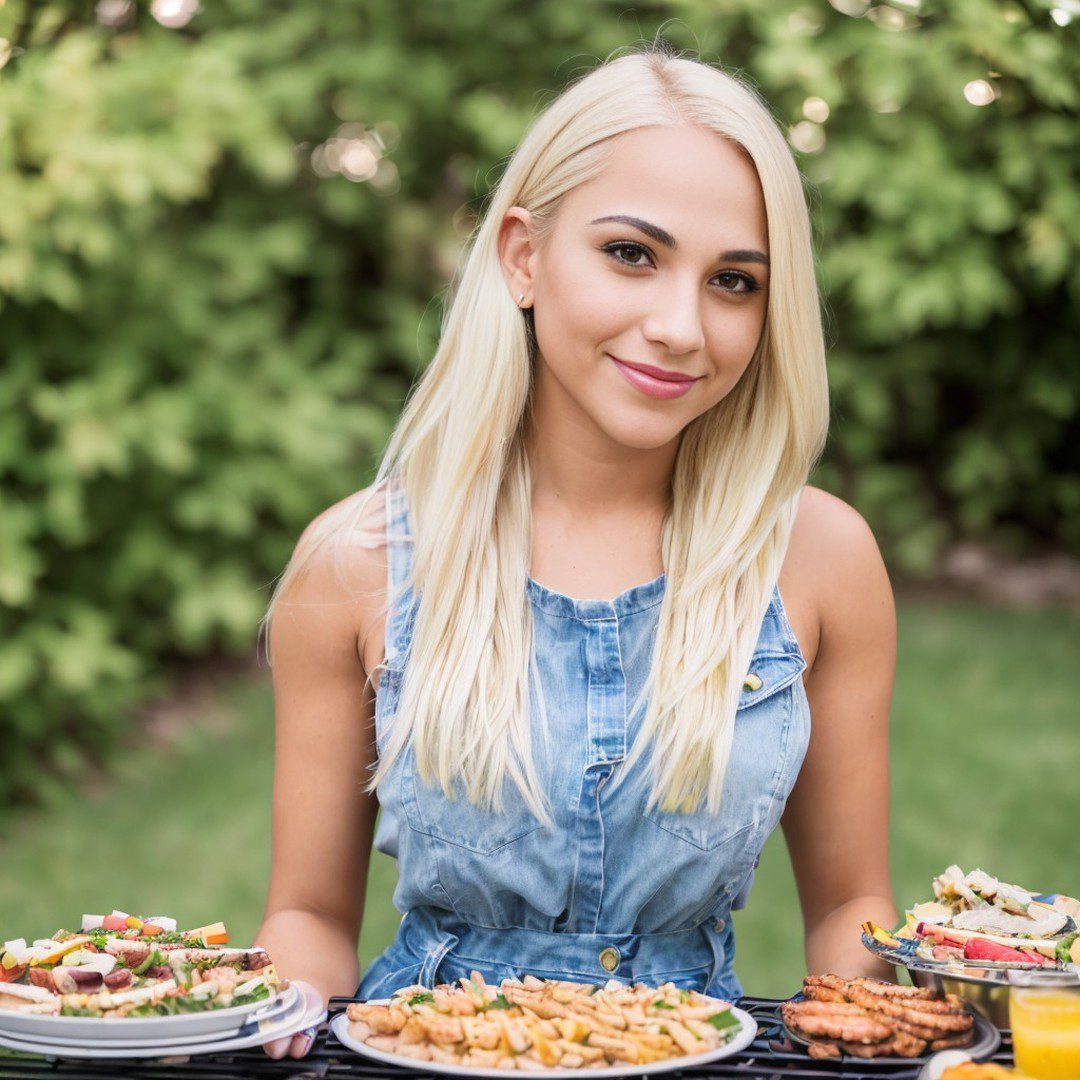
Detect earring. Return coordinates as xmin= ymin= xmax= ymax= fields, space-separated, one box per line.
xmin=517 ymin=292 xmax=526 ymax=306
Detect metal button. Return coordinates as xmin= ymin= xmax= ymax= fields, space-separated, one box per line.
xmin=714 ymin=917 xmax=726 ymax=932
xmin=742 ymin=672 xmax=763 ymax=692
xmin=598 ymin=947 xmax=620 ymax=972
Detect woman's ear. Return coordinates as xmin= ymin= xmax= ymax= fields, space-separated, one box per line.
xmin=497 ymin=206 xmax=538 ymax=308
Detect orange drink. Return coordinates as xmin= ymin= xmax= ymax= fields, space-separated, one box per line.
xmin=1009 ymin=986 xmax=1080 ymax=1080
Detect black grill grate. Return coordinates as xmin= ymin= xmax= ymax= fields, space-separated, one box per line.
xmin=0 ymin=997 xmax=1016 ymax=1080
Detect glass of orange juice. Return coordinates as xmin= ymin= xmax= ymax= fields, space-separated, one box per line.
xmin=1009 ymin=982 xmax=1080 ymax=1080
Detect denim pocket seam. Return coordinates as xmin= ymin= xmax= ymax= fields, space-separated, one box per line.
xmin=765 ymin=688 xmax=796 ymax=803
xmin=408 ymin=818 xmax=545 ymax=855
xmin=643 ymin=813 xmax=756 ymax=856
xmin=738 ymin=653 xmax=806 ymax=711
xmin=401 ymin=751 xmax=544 ymax=855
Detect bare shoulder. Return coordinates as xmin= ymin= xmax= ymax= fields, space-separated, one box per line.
xmin=268 ymin=483 xmax=389 ymax=673
xmin=781 ymin=486 xmax=894 ymax=663
xmin=789 ymin=487 xmax=882 ymax=571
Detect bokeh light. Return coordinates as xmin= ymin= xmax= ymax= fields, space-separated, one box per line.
xmin=866 ymin=5 xmax=918 ymax=30
xmin=1050 ymin=2 xmax=1077 ymax=26
xmin=789 ymin=121 xmax=826 ymax=154
xmin=963 ymin=79 xmax=998 ymax=106
xmin=368 ymin=159 xmax=400 ymax=196
xmin=151 ymin=0 xmax=199 ymax=29
xmin=803 ymin=96 xmax=831 ymax=123
xmin=373 ymin=121 xmax=402 ymax=153
xmin=339 ymin=140 xmax=379 ymax=182
xmin=308 ymin=122 xmax=398 ymax=191
xmin=95 ymin=0 xmax=134 ymax=27
xmin=828 ymin=0 xmax=870 ymax=16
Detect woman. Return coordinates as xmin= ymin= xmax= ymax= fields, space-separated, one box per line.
xmin=259 ymin=43 xmax=898 ymax=1060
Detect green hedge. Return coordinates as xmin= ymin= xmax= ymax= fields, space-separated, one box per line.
xmin=0 ymin=0 xmax=1076 ymax=814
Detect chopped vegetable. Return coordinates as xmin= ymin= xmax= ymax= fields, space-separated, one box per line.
xmin=706 ymin=1009 xmax=741 ymax=1031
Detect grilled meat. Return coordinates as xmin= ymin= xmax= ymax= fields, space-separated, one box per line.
xmin=786 ymin=974 xmax=975 ymax=1060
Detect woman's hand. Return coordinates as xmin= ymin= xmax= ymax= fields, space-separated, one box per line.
xmin=263 ymin=980 xmax=326 ymax=1059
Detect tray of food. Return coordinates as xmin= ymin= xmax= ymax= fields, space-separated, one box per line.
xmin=331 ymin=971 xmax=756 ymax=1076
xmin=862 ymin=866 xmax=1080 ymax=986
xmin=0 ymin=910 xmax=293 ymax=1044
xmin=780 ymin=974 xmax=999 ymax=1062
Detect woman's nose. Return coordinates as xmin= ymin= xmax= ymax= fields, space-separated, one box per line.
xmin=640 ymin=275 xmax=706 ymax=356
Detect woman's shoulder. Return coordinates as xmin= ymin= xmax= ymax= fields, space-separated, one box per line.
xmin=781 ymin=486 xmax=893 ymax=665
xmin=268 ymin=484 xmax=391 ymax=666
xmin=788 ymin=484 xmax=890 ymax=591
xmin=296 ymin=482 xmax=390 ymax=559
xmin=789 ymin=486 xmax=881 ymax=563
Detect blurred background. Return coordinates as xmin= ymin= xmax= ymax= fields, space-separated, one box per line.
xmin=0 ymin=0 xmax=1076 ymax=997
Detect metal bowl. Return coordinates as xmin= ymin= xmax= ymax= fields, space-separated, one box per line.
xmin=937 ymin=976 xmax=1011 ymax=1028
xmin=861 ymin=932 xmax=1080 ymax=1030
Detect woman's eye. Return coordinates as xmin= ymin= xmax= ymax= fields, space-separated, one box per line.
xmin=602 ymin=243 xmax=760 ymax=294
xmin=715 ymin=271 xmax=760 ymax=294
xmin=604 ymin=242 xmax=652 ymax=267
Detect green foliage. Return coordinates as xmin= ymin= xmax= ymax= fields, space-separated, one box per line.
xmin=0 ymin=1 xmax=1076 ymax=811
xmin=719 ymin=0 xmax=1080 ymax=571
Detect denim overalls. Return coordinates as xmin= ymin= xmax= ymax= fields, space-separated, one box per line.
xmin=358 ymin=478 xmax=811 ymax=1002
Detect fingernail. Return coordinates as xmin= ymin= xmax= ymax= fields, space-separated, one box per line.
xmin=288 ymin=1034 xmax=314 ymax=1058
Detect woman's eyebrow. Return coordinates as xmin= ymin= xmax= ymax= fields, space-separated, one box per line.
xmin=588 ymin=214 xmax=770 ymax=266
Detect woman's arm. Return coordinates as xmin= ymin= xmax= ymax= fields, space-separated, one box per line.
xmin=780 ymin=488 xmax=898 ymax=980
xmin=254 ymin=493 xmax=387 ymax=1008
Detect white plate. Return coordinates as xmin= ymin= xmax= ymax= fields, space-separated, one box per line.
xmin=329 ymin=1003 xmax=758 ymax=1078
xmin=4 ymin=984 xmax=301 ymax=1049
xmin=0 ymin=981 xmax=295 ymax=1042
xmin=0 ymin=994 xmax=326 ymax=1060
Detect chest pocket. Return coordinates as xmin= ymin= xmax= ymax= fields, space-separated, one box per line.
xmin=377 ymin=642 xmax=543 ymax=855
xmin=401 ymin=753 xmax=544 ymax=855
xmin=642 ymin=648 xmax=807 ymax=853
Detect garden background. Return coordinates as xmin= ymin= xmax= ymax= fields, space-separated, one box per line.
xmin=0 ymin=0 xmax=1076 ymax=997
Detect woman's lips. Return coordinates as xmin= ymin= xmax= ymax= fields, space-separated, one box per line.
xmin=609 ymin=355 xmax=701 ymax=400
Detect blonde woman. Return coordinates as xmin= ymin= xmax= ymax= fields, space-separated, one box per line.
xmin=259 ymin=42 xmax=898 ymax=1060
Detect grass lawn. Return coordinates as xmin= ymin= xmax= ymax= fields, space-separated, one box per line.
xmin=1 ymin=598 xmax=1076 ymax=999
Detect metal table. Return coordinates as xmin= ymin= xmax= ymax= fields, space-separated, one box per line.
xmin=0 ymin=996 xmax=1016 ymax=1079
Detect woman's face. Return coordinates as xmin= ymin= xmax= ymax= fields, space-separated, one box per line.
xmin=502 ymin=124 xmax=770 ymax=452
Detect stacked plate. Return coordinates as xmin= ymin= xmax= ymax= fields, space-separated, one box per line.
xmin=0 ymin=982 xmax=326 ymax=1060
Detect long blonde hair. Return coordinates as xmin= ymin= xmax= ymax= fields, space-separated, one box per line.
xmin=262 ymin=42 xmax=829 ymax=821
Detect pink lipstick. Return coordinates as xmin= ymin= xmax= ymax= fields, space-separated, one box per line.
xmin=608 ymin=355 xmax=701 ymax=400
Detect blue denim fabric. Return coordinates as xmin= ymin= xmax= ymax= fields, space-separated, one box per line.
xmin=359 ymin=478 xmax=810 ymax=1002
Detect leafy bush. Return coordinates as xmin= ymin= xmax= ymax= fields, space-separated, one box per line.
xmin=0 ymin=0 xmax=1075 ymax=813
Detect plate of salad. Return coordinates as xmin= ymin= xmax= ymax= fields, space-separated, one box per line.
xmin=0 ymin=910 xmax=290 ymax=1041
xmin=862 ymin=866 xmax=1080 ymax=983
